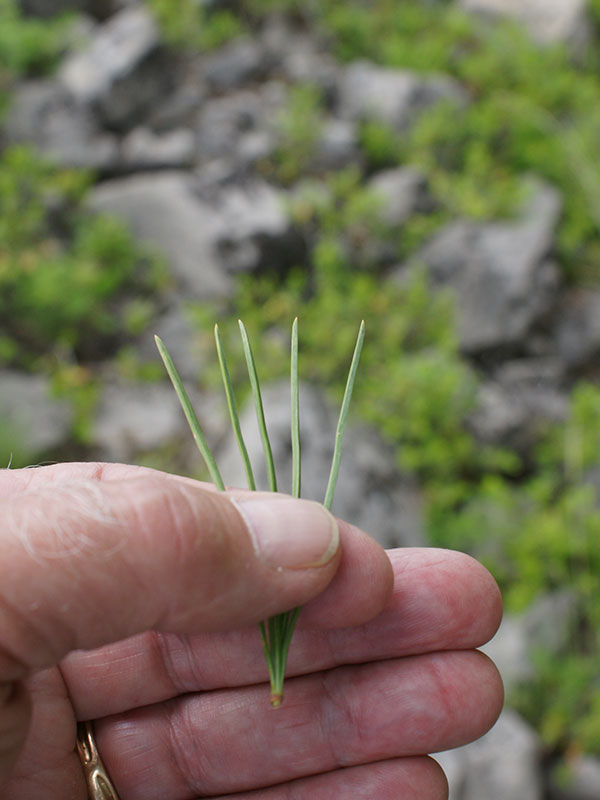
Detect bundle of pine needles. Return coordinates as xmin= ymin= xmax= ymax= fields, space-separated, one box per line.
xmin=156 ymin=318 xmax=364 ymax=706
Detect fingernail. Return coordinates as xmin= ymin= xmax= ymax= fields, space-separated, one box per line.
xmin=231 ymin=496 xmax=339 ymax=569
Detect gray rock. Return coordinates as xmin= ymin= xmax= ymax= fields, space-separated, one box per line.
xmin=435 ymin=747 xmax=467 ymax=800
xmin=120 ymin=127 xmax=196 ymax=170
xmin=337 ymin=60 xmax=467 ymax=130
xmin=467 ymin=359 xmax=567 ymax=453
xmin=59 ymin=6 xmax=157 ymax=101
xmin=436 ymin=709 xmax=544 ymax=800
xmin=149 ymin=84 xmax=206 ymax=132
xmin=237 ymin=129 xmax=277 ymax=167
xmin=369 ymin=166 xmax=431 ymax=228
xmin=88 ymin=172 xmax=295 ymax=295
xmin=458 ymin=0 xmax=590 ymax=49
xmin=195 ymin=90 xmax=263 ymax=161
xmin=203 ymin=37 xmax=269 ymax=91
xmin=194 ymin=158 xmax=242 ymax=192
xmin=480 ymin=614 xmax=531 ymax=691
xmin=92 ymin=378 xmax=214 ymax=462
xmin=313 ymin=118 xmax=360 ymax=171
xmin=88 ymin=172 xmax=230 ymax=299
xmin=403 ymin=180 xmax=562 ymax=353
xmin=195 ymin=84 xmax=286 ymax=163
xmin=0 ymin=371 xmax=72 ymax=462
xmin=481 ymin=590 xmax=577 ymax=692
xmin=59 ymin=6 xmax=171 ymax=130
xmin=211 ymin=180 xmax=298 ymax=274
xmin=549 ymin=756 xmax=600 ymax=800
xmin=554 ymin=289 xmax=600 ymax=370
xmin=217 ymin=382 xmax=425 ymax=549
xmin=3 ymin=80 xmax=118 ymax=170
xmin=260 ymin=18 xmax=339 ymax=91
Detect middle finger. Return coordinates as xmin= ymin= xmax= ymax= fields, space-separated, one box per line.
xmin=62 ymin=548 xmax=501 ymax=720
xmin=95 ymin=649 xmax=502 ymax=799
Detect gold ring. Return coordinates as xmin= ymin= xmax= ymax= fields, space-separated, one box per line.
xmin=76 ymin=721 xmax=121 ymax=800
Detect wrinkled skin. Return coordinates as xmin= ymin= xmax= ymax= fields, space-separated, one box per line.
xmin=0 ymin=463 xmax=503 ymax=799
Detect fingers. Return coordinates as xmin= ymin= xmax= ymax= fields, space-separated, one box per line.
xmin=95 ymin=650 xmax=501 ymax=799
xmin=0 ymin=464 xmax=502 ymax=800
xmin=1 ymin=668 xmax=86 ymax=799
xmin=0 ymin=468 xmax=392 ymax=794
xmin=0 ymin=462 xmax=202 ymax=497
xmin=0 ymin=475 xmax=387 ymax=677
xmin=0 ymin=682 xmax=30 ymax=789
xmin=211 ymin=757 xmax=448 ymax=800
xmin=61 ymin=547 xmax=501 ymax=720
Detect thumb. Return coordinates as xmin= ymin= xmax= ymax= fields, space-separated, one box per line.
xmin=0 ymin=475 xmax=340 ymax=784
xmin=0 ymin=476 xmax=341 ymax=674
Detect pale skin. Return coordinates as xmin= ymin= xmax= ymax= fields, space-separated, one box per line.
xmin=0 ymin=463 xmax=503 ymax=799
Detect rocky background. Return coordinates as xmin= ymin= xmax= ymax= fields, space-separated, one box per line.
xmin=2 ymin=1 xmax=600 ymax=798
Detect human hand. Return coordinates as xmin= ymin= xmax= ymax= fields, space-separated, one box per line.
xmin=0 ymin=462 xmax=502 ymax=799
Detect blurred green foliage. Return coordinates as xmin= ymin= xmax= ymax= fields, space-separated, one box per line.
xmin=0 ymin=0 xmax=72 ymax=77
xmin=318 ymin=1 xmax=600 ymax=279
xmin=0 ymin=146 xmax=165 ymax=367
xmin=193 ymin=167 xmax=511 ymax=483
xmin=513 ymin=651 xmax=600 ymax=755
xmin=270 ymin=84 xmax=325 ymax=184
xmin=0 ymin=0 xmax=75 ymax=121
xmin=146 ymin=0 xmax=241 ymax=50
xmin=428 ymin=383 xmax=600 ymax=753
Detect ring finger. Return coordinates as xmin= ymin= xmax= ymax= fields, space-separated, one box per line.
xmin=95 ymin=650 xmax=502 ymax=799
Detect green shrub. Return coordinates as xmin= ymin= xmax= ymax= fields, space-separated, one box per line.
xmin=591 ymin=0 xmax=600 ymax=26
xmin=0 ymin=144 xmax=89 ymax=247
xmin=270 ymin=84 xmax=325 ymax=184
xmin=429 ymin=385 xmax=600 ymax=754
xmin=200 ymin=267 xmax=481 ymax=479
xmin=0 ymin=0 xmax=72 ymax=77
xmin=358 ymin=120 xmax=404 ymax=171
xmin=289 ymin=167 xmax=388 ymax=260
xmin=0 ymin=146 xmax=165 ymax=366
xmin=322 ymin=0 xmax=473 ymax=70
xmin=512 ymin=651 xmax=600 ymax=755
xmin=145 ymin=0 xmax=241 ymax=50
xmin=400 ymin=100 xmax=529 ymax=221
xmin=537 ymin=382 xmax=600 ymax=480
xmin=50 ymin=362 xmax=98 ymax=445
